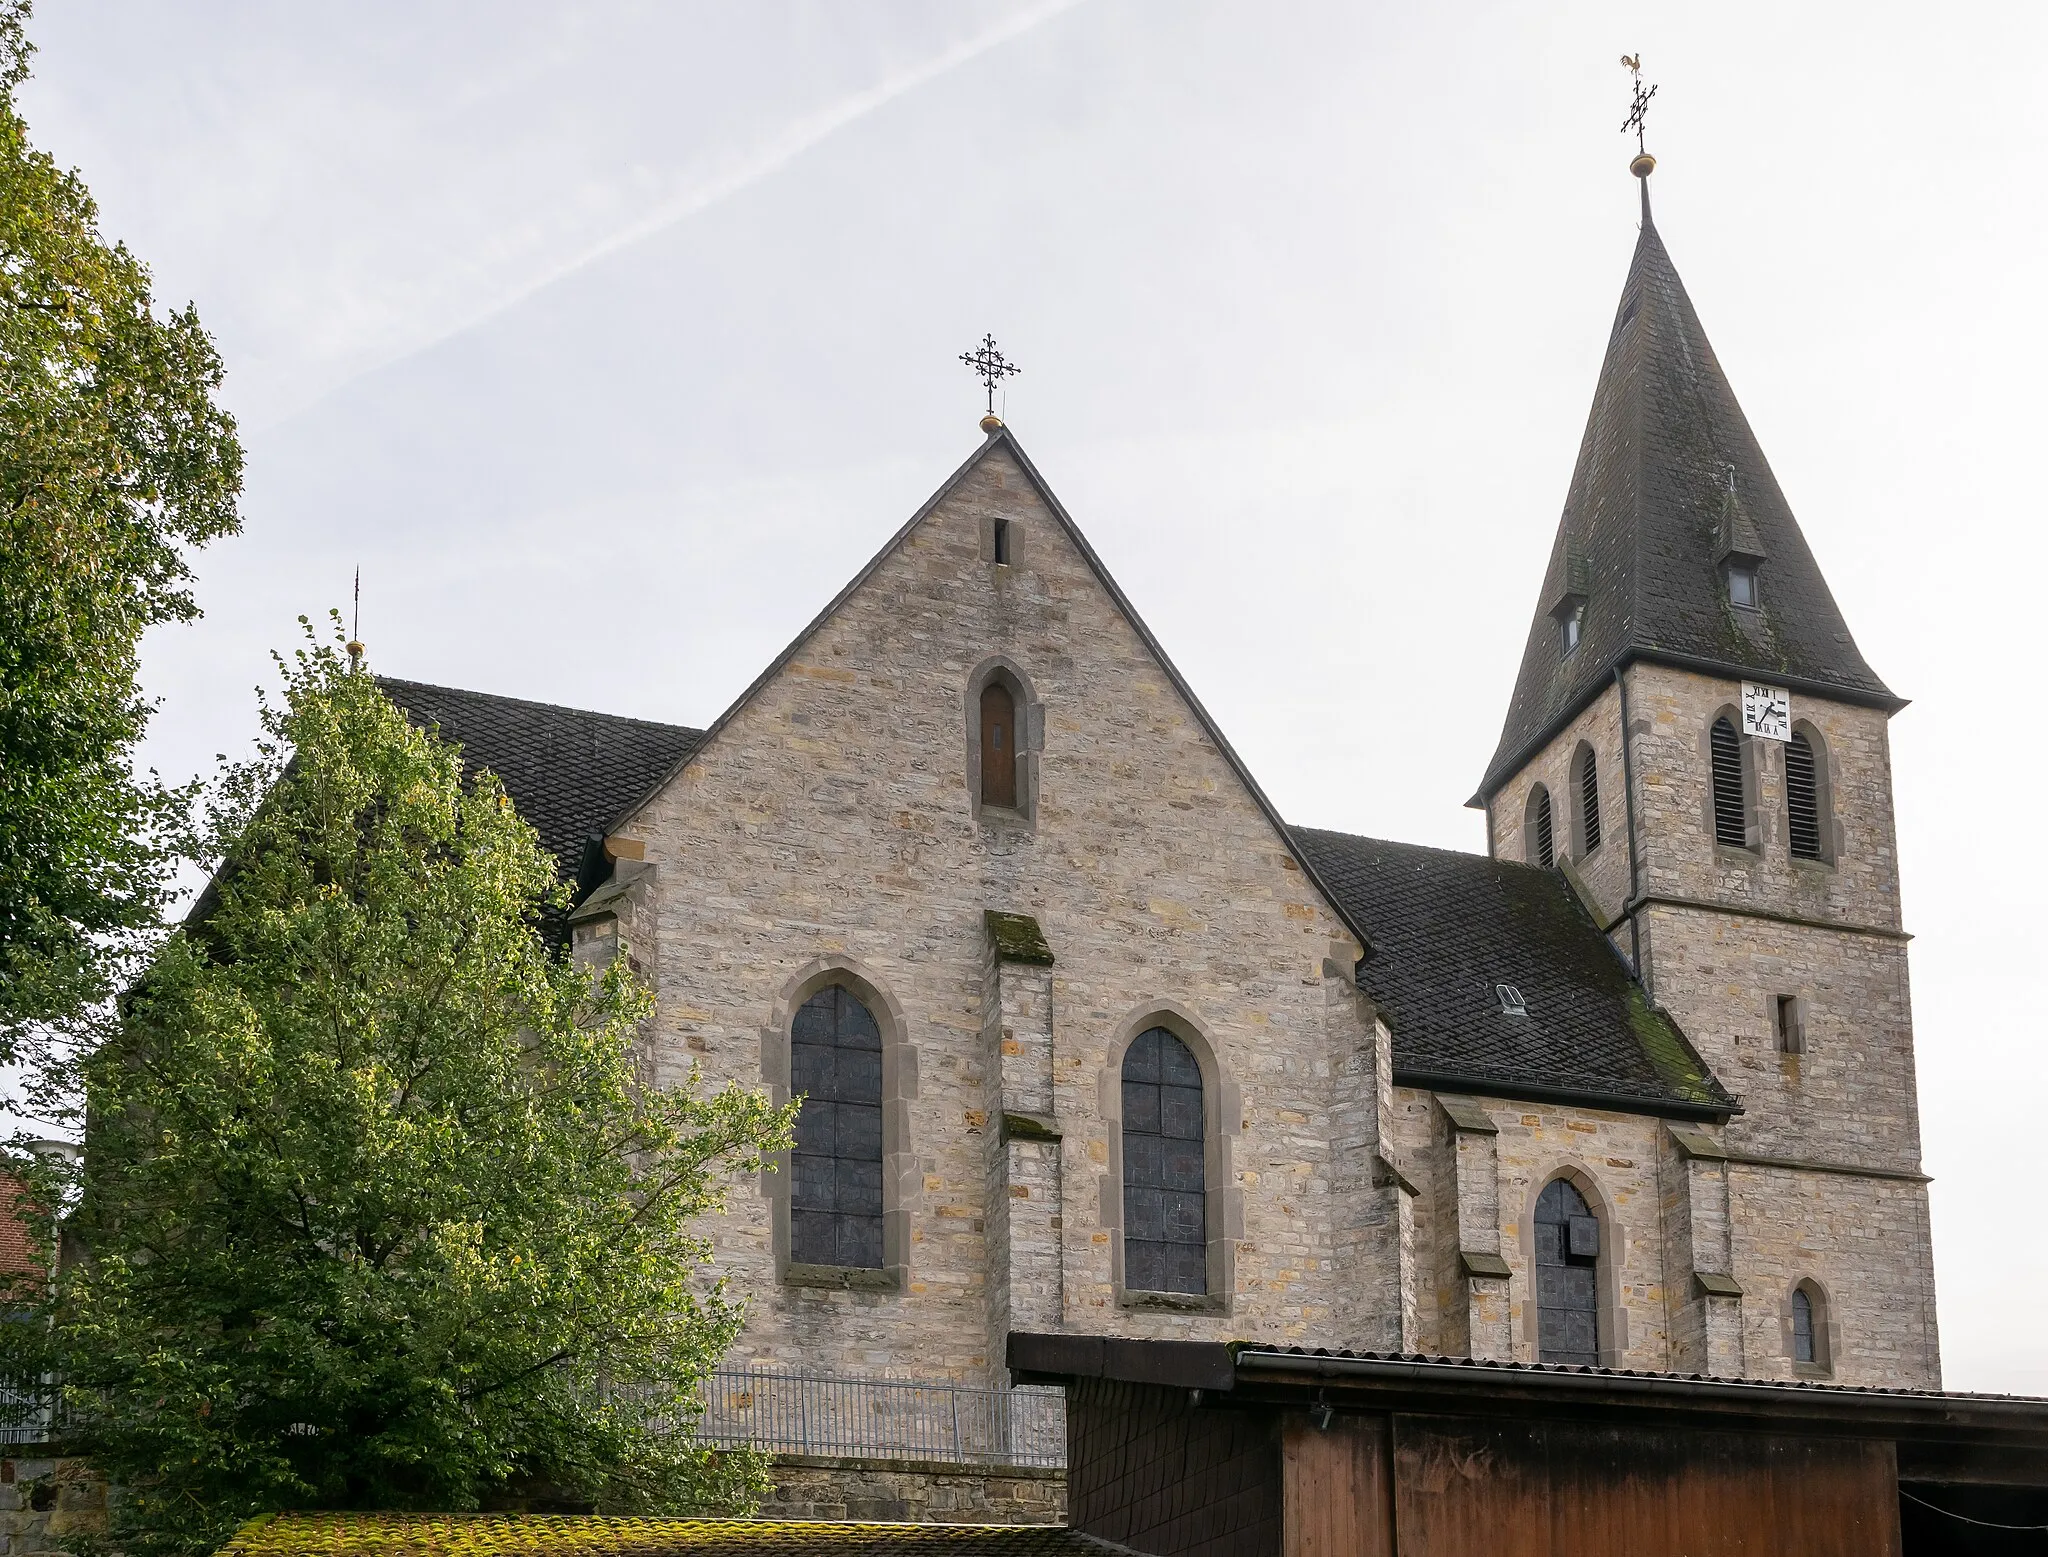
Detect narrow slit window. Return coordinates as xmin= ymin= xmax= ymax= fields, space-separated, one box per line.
xmin=993 ymin=517 xmax=1011 ymax=566
xmin=1710 ymin=717 xmax=1748 ymax=847
xmin=979 ymin=681 xmax=1017 ymax=809
xmin=1775 ymin=994 xmax=1804 ymax=1055
xmin=1786 ymin=730 xmax=1823 ymax=859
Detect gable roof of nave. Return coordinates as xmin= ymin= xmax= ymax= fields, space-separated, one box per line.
xmin=378 ymin=699 xmax=1736 ymax=1121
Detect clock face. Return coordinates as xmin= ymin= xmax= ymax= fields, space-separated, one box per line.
xmin=1741 ymin=681 xmax=1791 ymax=741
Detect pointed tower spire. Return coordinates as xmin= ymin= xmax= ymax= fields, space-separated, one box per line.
xmin=1477 ymin=156 xmax=1898 ymax=801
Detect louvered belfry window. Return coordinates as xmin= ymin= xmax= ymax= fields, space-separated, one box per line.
xmin=1578 ymin=750 xmax=1602 ymax=853
xmin=1710 ymin=717 xmax=1747 ymax=847
xmin=979 ymin=681 xmax=1017 ymax=809
xmin=1536 ymin=1178 xmax=1601 ymax=1366
xmin=790 ymin=985 xmax=885 ymax=1269
xmin=1531 ymin=786 xmax=1556 ymax=869
xmin=1786 ymin=730 xmax=1823 ymax=859
xmin=1122 ymin=1027 xmax=1207 ymax=1295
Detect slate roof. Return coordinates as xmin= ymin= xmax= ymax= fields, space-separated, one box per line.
xmin=222 ymin=1515 xmax=1127 ymax=1557
xmin=1480 ymin=205 xmax=1898 ymax=800
xmin=1290 ymin=828 xmax=1734 ymax=1118
xmin=377 ymin=678 xmax=702 ymax=890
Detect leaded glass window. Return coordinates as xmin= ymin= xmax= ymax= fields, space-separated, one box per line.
xmin=1792 ymin=1285 xmax=1815 ymax=1364
xmin=790 ymin=985 xmax=884 ymax=1269
xmin=1535 ymin=1177 xmax=1600 ymax=1366
xmin=1121 ymin=1027 xmax=1206 ymax=1295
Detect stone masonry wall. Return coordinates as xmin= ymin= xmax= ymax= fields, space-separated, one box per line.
xmin=616 ymin=440 xmax=1387 ymax=1384
xmin=1479 ymin=658 xmax=1937 ymax=1387
xmin=757 ymin=1457 xmax=1063 ymax=1525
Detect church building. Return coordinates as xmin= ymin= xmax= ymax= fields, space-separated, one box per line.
xmin=382 ymin=162 xmax=1938 ymax=1397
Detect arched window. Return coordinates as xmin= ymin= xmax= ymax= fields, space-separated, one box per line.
xmin=789 ymin=985 xmax=884 ymax=1269
xmin=1709 ymin=717 xmax=1748 ymax=847
xmin=1526 ymin=785 xmax=1555 ymax=869
xmin=1535 ymin=1178 xmax=1600 ymax=1366
xmin=1573 ymin=743 xmax=1602 ymax=855
xmin=979 ymin=681 xmax=1017 ymax=810
xmin=1122 ymin=1027 xmax=1206 ymax=1295
xmin=1791 ymin=1281 xmax=1831 ymax=1371
xmin=1786 ymin=729 xmax=1824 ymax=860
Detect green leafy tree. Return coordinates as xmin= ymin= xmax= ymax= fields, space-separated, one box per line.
xmin=12 ymin=629 xmax=790 ymax=1554
xmin=0 ymin=0 xmax=242 ymax=1052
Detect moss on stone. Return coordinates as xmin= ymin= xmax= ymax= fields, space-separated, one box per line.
xmin=1626 ymin=985 xmax=1721 ymax=1107
xmin=984 ymin=911 xmax=1054 ymax=967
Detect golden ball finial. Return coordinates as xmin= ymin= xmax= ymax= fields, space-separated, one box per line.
xmin=1630 ymin=152 xmax=1657 ymax=179
xmin=980 ymin=413 xmax=1004 ymax=432
xmin=346 ymin=640 xmax=365 ymax=665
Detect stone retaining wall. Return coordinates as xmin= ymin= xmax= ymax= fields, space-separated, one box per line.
xmin=760 ymin=1455 xmax=1064 ymax=1524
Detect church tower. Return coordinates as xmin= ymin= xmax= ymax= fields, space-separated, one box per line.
xmin=1473 ymin=161 xmax=1940 ymax=1384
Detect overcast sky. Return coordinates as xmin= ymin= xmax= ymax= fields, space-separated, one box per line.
xmin=21 ymin=1 xmax=2047 ymax=1391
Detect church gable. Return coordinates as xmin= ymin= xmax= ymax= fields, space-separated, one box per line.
xmin=618 ymin=427 xmax=1368 ymax=954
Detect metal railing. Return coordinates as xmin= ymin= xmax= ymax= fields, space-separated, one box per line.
xmin=0 ymin=1377 xmax=60 ymax=1446
xmin=688 ymin=1366 xmax=1065 ymax=1468
xmin=0 ymin=1367 xmax=1070 ymax=1468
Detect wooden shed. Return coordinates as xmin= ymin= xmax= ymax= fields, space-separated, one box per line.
xmin=1009 ymin=1334 xmax=2048 ymax=1557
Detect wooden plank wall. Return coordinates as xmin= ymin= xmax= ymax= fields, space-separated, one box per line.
xmin=1282 ymin=1414 xmax=1395 ymax=1557
xmin=1387 ymin=1414 xmax=1901 ymax=1557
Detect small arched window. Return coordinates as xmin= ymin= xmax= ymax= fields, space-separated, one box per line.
xmin=1573 ymin=744 xmax=1602 ymax=855
xmin=1791 ymin=1281 xmax=1831 ymax=1371
xmin=979 ymin=681 xmax=1017 ymax=809
xmin=1709 ymin=717 xmax=1748 ymax=847
xmin=1535 ymin=1178 xmax=1600 ymax=1366
xmin=1526 ymin=785 xmax=1556 ymax=869
xmin=1786 ymin=729 xmax=1824 ymax=860
xmin=1122 ymin=1027 xmax=1206 ymax=1295
xmin=789 ymin=985 xmax=885 ymax=1270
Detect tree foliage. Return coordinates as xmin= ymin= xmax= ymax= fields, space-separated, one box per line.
xmin=7 ymin=632 xmax=791 ymax=1554
xmin=0 ymin=0 xmax=242 ymax=1050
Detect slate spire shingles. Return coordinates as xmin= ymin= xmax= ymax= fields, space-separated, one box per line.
xmin=1479 ymin=209 xmax=1898 ymax=800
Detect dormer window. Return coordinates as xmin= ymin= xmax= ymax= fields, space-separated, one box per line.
xmin=1726 ymin=563 xmax=1759 ymax=610
xmin=1560 ymin=602 xmax=1584 ymax=655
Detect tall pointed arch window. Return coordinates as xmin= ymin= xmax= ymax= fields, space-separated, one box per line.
xmin=1121 ymin=1027 xmax=1206 ymax=1295
xmin=1709 ymin=717 xmax=1748 ymax=847
xmin=980 ymin=681 xmax=1018 ymax=809
xmin=1573 ymin=743 xmax=1602 ymax=855
xmin=789 ymin=985 xmax=884 ymax=1270
xmin=1526 ymin=785 xmax=1556 ymax=869
xmin=1791 ymin=1280 xmax=1831 ymax=1372
xmin=1786 ymin=729 xmax=1824 ymax=860
xmin=1535 ymin=1178 xmax=1600 ymax=1366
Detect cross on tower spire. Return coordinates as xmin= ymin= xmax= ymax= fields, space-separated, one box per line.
xmin=960 ymin=333 xmax=1020 ymax=431
xmin=1619 ymin=55 xmax=1659 ymax=214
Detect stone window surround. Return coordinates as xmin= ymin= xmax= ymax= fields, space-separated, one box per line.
xmin=1784 ymin=1275 xmax=1838 ymax=1378
xmin=1515 ymin=1162 xmax=1628 ymax=1367
xmin=760 ymin=957 xmax=918 ymax=1293
xmin=1097 ymin=1000 xmax=1241 ymax=1314
xmin=964 ymin=656 xmax=1043 ymax=829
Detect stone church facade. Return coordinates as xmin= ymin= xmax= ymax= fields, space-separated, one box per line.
xmin=385 ymin=193 xmax=1939 ymax=1396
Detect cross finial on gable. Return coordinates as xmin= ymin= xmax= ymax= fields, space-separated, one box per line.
xmin=960 ymin=333 xmax=1020 ymax=431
